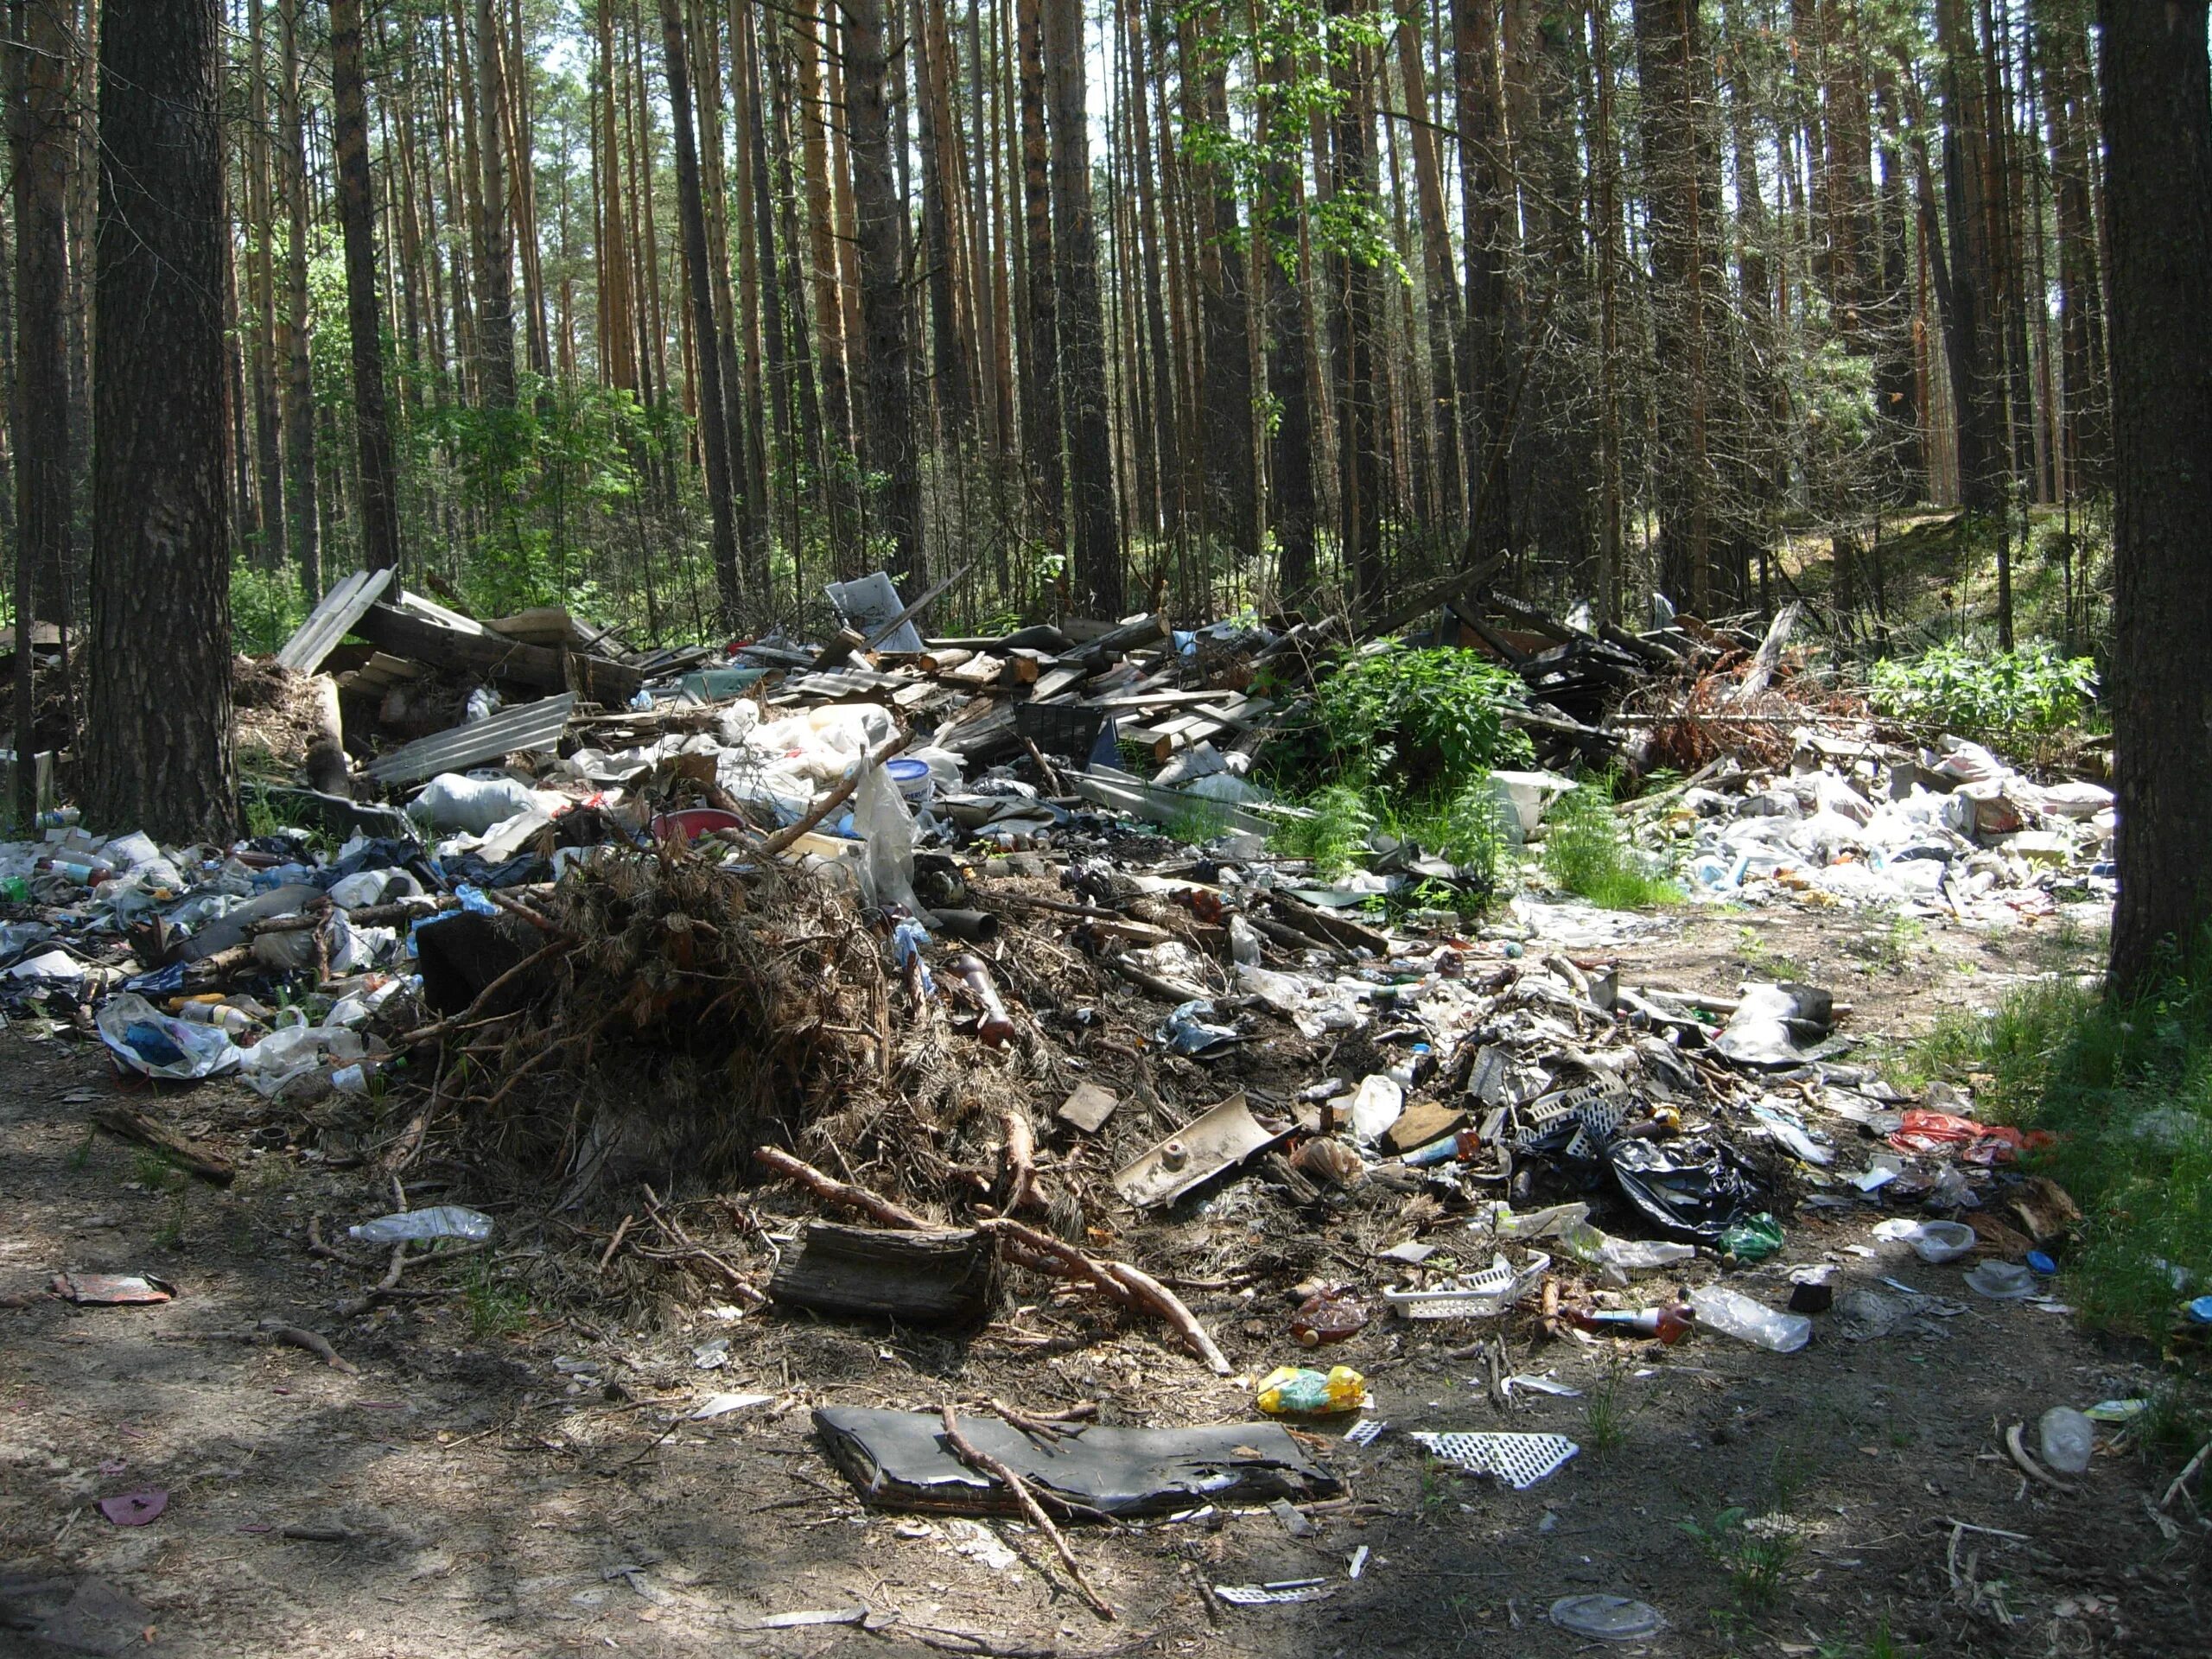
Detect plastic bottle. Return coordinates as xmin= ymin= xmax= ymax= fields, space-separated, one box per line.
xmin=347 ymin=1205 xmax=494 ymax=1243
xmin=2037 ymin=1407 xmax=2094 ymax=1475
xmin=329 ymin=1058 xmax=388 ymax=1096
xmin=177 ymin=1001 xmax=256 ymax=1036
xmin=38 ymin=854 xmax=113 ymax=885
xmin=1569 ymin=1304 xmax=1697 ymax=1344
xmin=1227 ymin=914 xmax=1262 ymax=967
xmin=1689 ymin=1284 xmax=1811 ymax=1352
xmin=1255 ymin=1363 xmax=1365 ymax=1416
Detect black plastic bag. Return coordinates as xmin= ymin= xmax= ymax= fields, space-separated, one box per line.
xmin=1608 ymin=1135 xmax=1769 ymax=1243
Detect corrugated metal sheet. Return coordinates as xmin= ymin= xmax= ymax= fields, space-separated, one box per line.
xmin=276 ymin=567 xmax=394 ymax=674
xmin=364 ymin=691 xmax=577 ymax=785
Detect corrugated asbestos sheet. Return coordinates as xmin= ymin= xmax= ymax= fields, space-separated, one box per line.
xmin=276 ymin=567 xmax=395 ymax=674
xmin=363 ymin=692 xmax=576 ymax=785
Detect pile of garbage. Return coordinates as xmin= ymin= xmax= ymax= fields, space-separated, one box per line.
xmin=1625 ymin=729 xmax=2113 ymax=919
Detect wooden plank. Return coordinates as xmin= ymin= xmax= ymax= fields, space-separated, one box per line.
xmin=352 ymin=603 xmax=641 ymax=705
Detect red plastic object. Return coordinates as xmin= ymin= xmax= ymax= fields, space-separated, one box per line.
xmin=1888 ymin=1108 xmax=2052 ymax=1164
xmin=97 ymin=1490 xmax=167 ymax=1526
xmin=651 ymin=808 xmax=751 ymax=844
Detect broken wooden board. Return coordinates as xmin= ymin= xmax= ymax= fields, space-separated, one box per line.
xmin=1113 ymin=1093 xmax=1284 ymax=1210
xmin=814 ymin=1406 xmax=1340 ymax=1519
xmin=353 ymin=602 xmax=641 ymax=706
xmin=768 ymin=1223 xmax=1000 ymax=1326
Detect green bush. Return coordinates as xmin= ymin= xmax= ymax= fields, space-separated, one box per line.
xmin=1542 ymin=779 xmax=1681 ymax=910
xmin=1868 ymin=639 xmax=2095 ymax=748
xmin=231 ymin=561 xmax=309 ymax=655
xmin=1305 ymin=645 xmax=1534 ymax=789
xmin=1910 ymin=949 xmax=2212 ymax=1343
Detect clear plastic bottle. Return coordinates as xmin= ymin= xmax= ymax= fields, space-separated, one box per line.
xmin=348 ymin=1205 xmax=494 ymax=1243
xmin=2037 ymin=1406 xmax=2094 ymax=1475
xmin=1688 ymin=1284 xmax=1811 ymax=1353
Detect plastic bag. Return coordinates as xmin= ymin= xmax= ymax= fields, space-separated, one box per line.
xmin=849 ymin=762 xmax=921 ymax=914
xmin=97 ymin=992 xmax=240 ymax=1081
xmin=1608 ymin=1136 xmax=1770 ymax=1244
xmin=407 ymin=772 xmax=546 ymax=835
xmin=238 ymin=1009 xmax=365 ymax=1098
xmin=1256 ymin=1364 xmax=1365 ymax=1416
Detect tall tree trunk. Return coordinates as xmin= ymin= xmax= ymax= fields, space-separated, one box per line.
xmin=2100 ymin=0 xmax=2212 ymax=996
xmin=1256 ymin=40 xmax=1316 ymax=600
xmin=1121 ymin=0 xmax=1177 ymax=538
xmin=1043 ymin=0 xmax=1119 ymax=612
xmin=1182 ymin=5 xmax=1257 ymax=564
xmin=1014 ymin=0 xmax=1061 ymax=555
xmin=333 ymin=0 xmax=402 ymax=573
xmin=595 ymin=0 xmax=639 ymax=391
xmin=848 ymin=0 xmax=925 ymax=580
xmin=796 ymin=0 xmax=852 ymax=450
xmin=87 ymin=0 xmax=235 ymax=842
xmin=658 ymin=0 xmax=744 ymax=626
xmin=10 ymin=0 xmax=73 ymax=826
xmin=1931 ymin=0 xmax=2005 ymax=518
xmin=245 ymin=0 xmax=286 ymax=569
xmin=1452 ymin=0 xmax=1510 ymax=566
xmin=279 ymin=0 xmax=319 ymax=594
xmin=476 ymin=0 xmax=517 ymax=407
xmin=1328 ymin=0 xmax=1384 ymax=610
xmin=1395 ymin=0 xmax=1462 ymax=529
xmin=1872 ymin=67 xmax=1924 ymax=500
xmin=2036 ymin=0 xmax=2105 ymax=492
xmin=1591 ymin=0 xmax=1624 ymax=625
xmin=1635 ymin=0 xmax=1715 ymax=613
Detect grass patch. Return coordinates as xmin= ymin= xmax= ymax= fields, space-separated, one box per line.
xmin=464 ymin=1255 xmax=532 ymax=1341
xmin=1542 ymin=779 xmax=1682 ymax=910
xmin=1582 ymin=1361 xmax=1634 ymax=1454
xmin=131 ymin=1149 xmax=188 ymax=1193
xmin=1906 ymin=951 xmax=2212 ymax=1342
xmin=1678 ymin=1506 xmax=1802 ymax=1611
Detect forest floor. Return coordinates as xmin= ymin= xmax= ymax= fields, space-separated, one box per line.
xmin=4 ymin=894 xmax=2203 ymax=1659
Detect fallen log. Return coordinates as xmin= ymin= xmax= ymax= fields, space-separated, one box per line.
xmin=92 ymin=1108 xmax=235 ymax=1186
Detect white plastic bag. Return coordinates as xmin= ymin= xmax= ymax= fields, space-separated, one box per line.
xmin=407 ymin=772 xmax=546 ymax=835
xmin=849 ymin=762 xmax=921 ymax=914
xmin=238 ymin=1008 xmax=365 ymax=1098
xmin=97 ymin=992 xmax=240 ymax=1081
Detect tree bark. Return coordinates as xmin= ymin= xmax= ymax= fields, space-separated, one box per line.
xmin=2100 ymin=0 xmax=2212 ymax=996
xmin=1452 ymin=0 xmax=1510 ymax=568
xmin=1043 ymin=0 xmax=1120 ymax=613
xmin=475 ymin=0 xmax=517 ymax=407
xmin=1014 ymin=0 xmax=1062 ymax=555
xmin=332 ymin=0 xmax=402 ymax=573
xmin=1328 ymin=0 xmax=1383 ymax=612
xmin=245 ymin=0 xmax=286 ymax=570
xmin=1634 ymin=0 xmax=1715 ymax=613
xmin=1256 ymin=41 xmax=1316 ymax=600
xmin=279 ymin=0 xmax=319 ymax=594
xmin=87 ymin=0 xmax=236 ymax=842
xmin=1931 ymin=0 xmax=2005 ymax=518
xmin=847 ymin=0 xmax=925 ymax=581
xmin=1182 ymin=5 xmax=1256 ymax=564
xmin=658 ymin=0 xmax=744 ymax=628
xmin=10 ymin=0 xmax=74 ymax=827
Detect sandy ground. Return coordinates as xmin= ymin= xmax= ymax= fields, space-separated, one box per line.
xmin=3 ymin=898 xmax=2204 ymax=1659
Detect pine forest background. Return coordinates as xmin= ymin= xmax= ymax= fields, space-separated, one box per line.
xmin=0 ymin=0 xmax=2117 ymax=655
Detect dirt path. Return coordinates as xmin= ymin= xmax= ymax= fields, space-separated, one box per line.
xmin=2 ymin=903 xmax=2202 ymax=1658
